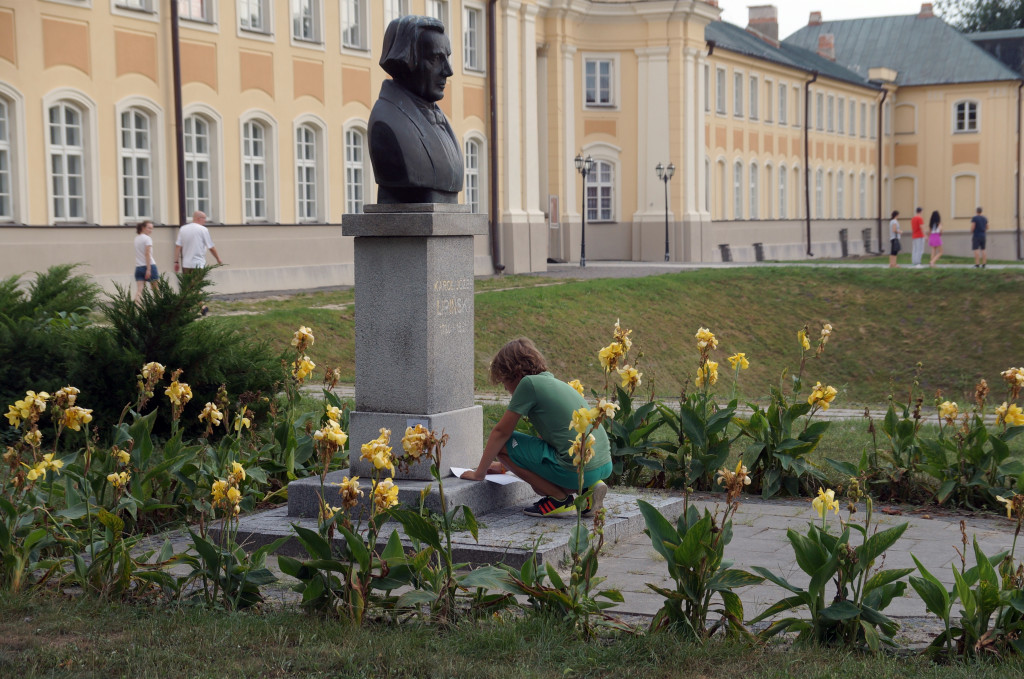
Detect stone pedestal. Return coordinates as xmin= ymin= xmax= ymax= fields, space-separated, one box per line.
xmin=342 ymin=203 xmax=487 ymax=480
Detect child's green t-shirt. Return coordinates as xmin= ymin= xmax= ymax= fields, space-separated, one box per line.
xmin=506 ymin=371 xmax=611 ymax=471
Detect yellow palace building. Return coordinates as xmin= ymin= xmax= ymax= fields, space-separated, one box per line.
xmin=0 ymin=1 xmax=1020 ymax=293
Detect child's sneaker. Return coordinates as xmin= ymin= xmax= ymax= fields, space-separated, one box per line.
xmin=523 ymin=494 xmax=575 ymax=517
xmin=582 ymin=481 xmax=608 ymax=516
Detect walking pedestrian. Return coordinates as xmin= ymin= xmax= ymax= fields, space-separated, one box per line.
xmin=928 ymin=210 xmax=943 ymax=267
xmin=888 ymin=210 xmax=902 ymax=268
xmin=133 ymin=220 xmax=158 ymax=302
xmin=970 ymin=207 xmax=988 ymax=268
xmin=174 ymin=210 xmax=224 ymax=316
xmin=910 ymin=207 xmax=925 ymax=267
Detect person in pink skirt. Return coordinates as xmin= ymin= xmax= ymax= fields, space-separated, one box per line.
xmin=928 ymin=210 xmax=943 ymax=267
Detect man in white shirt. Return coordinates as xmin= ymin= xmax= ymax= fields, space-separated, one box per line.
xmin=174 ymin=211 xmax=224 ymax=316
xmin=174 ymin=211 xmax=223 ymax=272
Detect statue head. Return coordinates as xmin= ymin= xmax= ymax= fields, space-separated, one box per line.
xmin=379 ymin=15 xmax=454 ymax=103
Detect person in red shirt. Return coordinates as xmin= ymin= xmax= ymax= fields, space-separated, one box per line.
xmin=910 ymin=207 xmax=925 ymax=267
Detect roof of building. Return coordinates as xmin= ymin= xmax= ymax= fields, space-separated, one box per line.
xmin=705 ymin=20 xmax=877 ymax=90
xmin=968 ymin=28 xmax=1024 ymax=42
xmin=784 ymin=15 xmax=1021 ymax=86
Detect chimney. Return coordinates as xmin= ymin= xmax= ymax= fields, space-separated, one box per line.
xmin=809 ymin=11 xmax=823 ymax=26
xmin=817 ymin=33 xmax=835 ymax=61
xmin=704 ymin=0 xmax=719 ymax=7
xmin=918 ymin=3 xmax=934 ymax=18
xmin=747 ymin=5 xmax=779 ymax=42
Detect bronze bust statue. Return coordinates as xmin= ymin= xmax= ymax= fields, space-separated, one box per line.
xmin=368 ymin=15 xmax=464 ymax=204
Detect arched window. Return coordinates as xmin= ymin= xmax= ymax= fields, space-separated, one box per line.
xmin=815 ymin=168 xmax=824 ymax=219
xmin=48 ymin=101 xmax=86 ymax=221
xmin=345 ymin=127 xmax=366 ymax=214
xmin=749 ymin=162 xmax=759 ymax=220
xmin=716 ymin=158 xmax=726 ymax=219
xmin=859 ymin=172 xmax=866 ymax=218
xmin=586 ymin=160 xmax=614 ymax=221
xmin=765 ymin=164 xmax=773 ymax=219
xmin=295 ymin=123 xmax=321 ymax=222
xmin=837 ymin=170 xmax=845 ymax=219
xmin=120 ymin=108 xmax=153 ymax=221
xmin=183 ymin=114 xmax=213 ymax=218
xmin=733 ymin=160 xmax=743 ymax=219
xmin=792 ymin=166 xmax=800 ymax=218
xmin=464 ymin=137 xmax=480 ymax=213
xmin=0 ymin=98 xmax=11 ymax=220
xmin=778 ymin=164 xmax=787 ymax=219
xmin=242 ymin=120 xmax=268 ymax=221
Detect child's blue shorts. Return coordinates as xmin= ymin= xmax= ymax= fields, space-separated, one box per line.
xmin=504 ymin=431 xmax=611 ymax=490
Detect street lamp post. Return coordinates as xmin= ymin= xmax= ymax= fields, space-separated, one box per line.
xmin=574 ymin=153 xmax=593 ymax=268
xmin=655 ymin=162 xmax=676 ymax=262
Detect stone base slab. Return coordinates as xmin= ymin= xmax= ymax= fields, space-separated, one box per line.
xmin=348 ymin=406 xmax=482 ymax=480
xmin=228 ymin=488 xmax=684 ymax=568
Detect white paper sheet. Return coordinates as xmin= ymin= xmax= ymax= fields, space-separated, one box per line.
xmin=449 ymin=467 xmax=525 ymax=485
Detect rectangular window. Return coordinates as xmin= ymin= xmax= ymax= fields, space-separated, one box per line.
xmin=870 ymin=103 xmax=877 ymax=138
xmin=295 ymin=125 xmax=318 ymax=221
xmin=765 ymin=81 xmax=773 ymax=123
xmin=120 ymin=109 xmax=152 ymax=220
xmin=0 ymin=100 xmax=10 ymax=219
xmin=425 ymin=0 xmax=449 ymax=27
xmin=816 ymin=93 xmax=823 ymax=131
xmin=239 ymin=0 xmax=269 ymax=33
xmin=778 ymin=83 xmax=787 ymax=125
xmin=827 ymin=95 xmax=834 ymax=132
xmin=848 ymin=99 xmax=856 ymax=137
xmin=464 ymin=139 xmax=480 ymax=213
xmin=117 ymin=0 xmax=152 ymax=10
xmin=585 ymin=58 xmax=614 ymax=107
xmin=242 ymin=121 xmax=267 ymax=220
xmin=955 ymin=101 xmax=979 ymax=132
xmin=778 ymin=168 xmax=787 ymax=219
xmin=345 ymin=129 xmax=364 ymax=214
xmin=463 ymin=6 xmax=483 ymax=72
xmin=860 ymin=102 xmax=867 ymax=137
xmin=733 ymin=162 xmax=743 ymax=219
xmin=341 ymin=0 xmax=367 ymax=49
xmin=383 ymin=0 xmax=409 ymax=25
xmin=48 ymin=103 xmax=86 ymax=221
xmin=793 ymin=86 xmax=800 ymax=126
xmin=178 ymin=0 xmax=210 ymax=22
xmin=587 ymin=160 xmax=614 ymax=221
xmin=715 ymin=68 xmax=726 ymax=114
xmin=749 ymin=76 xmax=759 ymax=120
xmin=837 ymin=97 xmax=844 ymax=134
xmin=183 ymin=115 xmax=211 ymax=217
xmin=704 ymin=64 xmax=710 ymax=113
xmin=733 ymin=72 xmax=743 ymax=117
xmin=291 ymin=0 xmax=321 ymax=42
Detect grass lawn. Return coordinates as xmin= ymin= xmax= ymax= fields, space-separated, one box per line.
xmin=3 ymin=594 xmax=1023 ymax=678
xmin=217 ymin=266 xmax=1024 ymax=406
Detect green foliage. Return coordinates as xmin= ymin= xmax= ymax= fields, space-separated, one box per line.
xmin=734 ymin=388 xmax=828 ymax=497
xmin=938 ymin=0 xmax=1024 ymax=32
xmin=752 ymin=499 xmax=912 ymax=651
xmin=179 ymin=529 xmax=287 ymax=610
xmin=603 ymin=384 xmax=664 ymax=486
xmin=655 ymin=392 xmax=736 ymax=491
xmin=638 ymin=499 xmax=762 ymax=639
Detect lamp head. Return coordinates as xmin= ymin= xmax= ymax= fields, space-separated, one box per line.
xmin=655 ymin=162 xmax=664 ymax=179
xmin=667 ymin=162 xmax=676 ymax=180
xmin=584 ymin=155 xmax=593 ymax=173
xmin=574 ymin=153 xmax=584 ymax=172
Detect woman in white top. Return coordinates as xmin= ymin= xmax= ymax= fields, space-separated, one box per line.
xmin=888 ymin=210 xmax=901 ymax=269
xmin=133 ymin=220 xmax=158 ymax=301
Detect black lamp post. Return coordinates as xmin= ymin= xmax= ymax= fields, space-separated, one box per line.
xmin=655 ymin=161 xmax=676 ymax=262
xmin=574 ymin=153 xmax=593 ymax=268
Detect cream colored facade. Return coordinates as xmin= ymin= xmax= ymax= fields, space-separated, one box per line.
xmin=0 ymin=2 xmax=1020 ymax=295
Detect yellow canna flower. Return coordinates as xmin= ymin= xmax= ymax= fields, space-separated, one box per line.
xmin=211 ymin=479 xmax=228 ymax=503
xmin=996 ymin=402 xmax=1024 ymax=427
xmin=812 ymin=487 xmax=840 ymax=519
xmin=360 ymin=428 xmax=394 ymax=474
xmin=325 ymin=405 xmax=343 ymax=422
xmin=938 ymin=401 xmax=959 ymax=424
xmin=233 ymin=413 xmax=251 ymax=432
xmin=107 ymin=471 xmax=131 ymax=488
xmin=26 ymin=466 xmax=42 ymax=482
xmin=567 ymin=379 xmax=585 ymax=397
xmin=617 ymin=365 xmax=642 ymax=390
xmin=820 ymin=323 xmax=833 ymax=339
xmin=807 ymin=382 xmax=838 ymax=410
xmin=798 ymin=329 xmax=811 ymax=351
xmin=569 ymin=406 xmax=596 ymax=435
xmin=61 ymin=406 xmax=93 ymax=431
xmin=291 ymin=326 xmax=315 ymax=352
xmin=54 ymin=386 xmax=80 ymax=407
xmin=570 ymin=432 xmax=596 ymax=468
xmin=613 ymin=319 xmax=633 ymax=351
xmin=226 ymin=486 xmax=242 ymax=506
xmin=401 ymin=424 xmax=430 ymax=459
xmin=165 ymin=380 xmax=193 ymax=407
xmin=372 ymin=478 xmax=399 ymax=514
xmin=598 ymin=342 xmax=625 ymax=372
xmin=198 ymin=402 xmax=224 ymax=427
xmin=23 ymin=429 xmax=42 ymax=447
xmin=695 ymin=327 xmax=718 ymax=351
xmin=338 ymin=476 xmax=363 ymax=510
xmin=4 ymin=404 xmax=22 ymax=427
xmin=141 ymin=362 xmax=166 ymax=380
xmin=727 ymin=353 xmax=749 ymax=370
xmin=696 ymin=361 xmax=719 ymax=388
xmin=596 ymin=398 xmax=619 ymax=419
xmin=41 ymin=453 xmax=63 ymax=473
xmin=112 ymin=446 xmax=131 ymax=465
xmin=230 ymin=461 xmax=246 ymax=483
xmin=292 ymin=355 xmax=316 ymax=382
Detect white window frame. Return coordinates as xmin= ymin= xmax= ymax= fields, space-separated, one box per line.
xmin=182 ymin=105 xmax=223 ymax=222
xmin=239 ymin=111 xmax=278 ymax=223
xmin=749 ymin=162 xmax=759 ymax=219
xmin=749 ymin=75 xmax=759 ymax=121
xmin=815 ymin=92 xmax=823 ymax=131
xmin=778 ymin=81 xmax=787 ymax=125
xmin=848 ymin=99 xmax=856 ymax=137
xmin=837 ymin=96 xmax=845 ymax=134
xmin=704 ymin=64 xmax=710 ymax=113
xmin=43 ymin=89 xmax=99 ymax=224
xmin=340 ymin=0 xmax=370 ymax=52
xmin=383 ymin=0 xmax=409 ymax=26
xmin=291 ymin=0 xmax=323 ymax=45
xmin=859 ymin=172 xmax=866 ymax=218
xmin=294 ymin=116 xmax=328 ymax=222
xmin=112 ymin=0 xmax=159 ymax=22
xmin=733 ymin=71 xmax=744 ymax=118
xmin=953 ymin=100 xmax=979 ymax=134
xmin=425 ymin=0 xmax=450 ymax=28
xmin=715 ymin=157 xmax=727 ymax=219
xmin=715 ymin=67 xmax=726 ymax=115
xmin=826 ymin=94 xmax=834 ymax=132
xmin=778 ymin=163 xmax=787 ymax=219
xmin=463 ymin=3 xmax=485 ymax=74
xmin=860 ymin=102 xmax=867 ymax=138
xmin=870 ymin=103 xmax=877 ymax=139
xmin=463 ymin=133 xmax=487 ymax=214
xmin=792 ymin=166 xmax=801 ymax=219
xmin=793 ymin=85 xmax=801 ymax=127
xmin=581 ymin=142 xmax=620 ymax=223
xmin=815 ymin=168 xmax=824 ymax=219
xmin=583 ymin=54 xmax=617 ymax=109
xmin=837 ymin=170 xmax=845 ymax=219
xmin=765 ymin=78 xmax=773 ymax=123
xmin=238 ymin=0 xmax=272 ymax=37
xmin=116 ymin=98 xmax=166 ymax=225
xmin=733 ymin=160 xmax=743 ymax=219
xmin=0 ymin=84 xmax=27 ymax=224
xmin=343 ymin=121 xmax=373 ymax=215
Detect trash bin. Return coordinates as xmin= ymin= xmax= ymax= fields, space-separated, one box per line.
xmin=839 ymin=228 xmax=849 ymax=258
xmin=718 ymin=243 xmax=732 ymax=262
xmin=861 ymin=228 xmax=872 ymax=255
xmin=753 ymin=242 xmax=765 ymax=262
